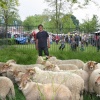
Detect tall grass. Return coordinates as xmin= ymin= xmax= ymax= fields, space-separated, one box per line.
xmin=0 ymin=43 xmax=100 ymax=100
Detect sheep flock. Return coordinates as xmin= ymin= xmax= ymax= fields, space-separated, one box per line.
xmin=0 ymin=56 xmax=100 ymax=100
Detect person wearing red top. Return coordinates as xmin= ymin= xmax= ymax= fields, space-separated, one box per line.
xmin=32 ymin=31 xmax=37 ymax=44
xmin=55 ymin=35 xmax=59 ymax=44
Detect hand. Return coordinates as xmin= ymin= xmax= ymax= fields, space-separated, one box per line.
xmin=48 ymin=44 xmax=50 ymax=48
xmin=35 ymin=45 xmax=38 ymax=50
xmin=36 ymin=47 xmax=38 ymax=50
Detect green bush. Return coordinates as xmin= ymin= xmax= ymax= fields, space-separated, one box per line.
xmin=0 ymin=38 xmax=16 ymax=45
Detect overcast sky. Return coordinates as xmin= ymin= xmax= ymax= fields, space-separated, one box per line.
xmin=17 ymin=0 xmax=100 ymax=23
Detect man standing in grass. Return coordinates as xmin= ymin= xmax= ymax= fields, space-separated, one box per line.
xmin=36 ymin=24 xmax=50 ymax=56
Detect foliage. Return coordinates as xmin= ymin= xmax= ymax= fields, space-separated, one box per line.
xmin=0 ymin=38 xmax=16 ymax=45
xmin=0 ymin=0 xmax=19 ymax=38
xmin=0 ymin=0 xmax=19 ymax=23
xmin=43 ymin=0 xmax=96 ymax=33
xmin=61 ymin=14 xmax=77 ymax=33
xmin=80 ymin=15 xmax=99 ymax=33
xmin=23 ymin=15 xmax=49 ymax=31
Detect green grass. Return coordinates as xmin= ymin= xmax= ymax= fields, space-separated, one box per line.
xmin=0 ymin=43 xmax=100 ymax=100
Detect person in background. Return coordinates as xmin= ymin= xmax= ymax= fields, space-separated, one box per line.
xmin=80 ymin=40 xmax=84 ymax=51
xmin=96 ymin=35 xmax=100 ymax=52
xmin=55 ymin=35 xmax=59 ymax=44
xmin=70 ymin=37 xmax=77 ymax=51
xmin=32 ymin=31 xmax=37 ymax=44
xmin=59 ymin=36 xmax=65 ymax=50
xmin=36 ymin=24 xmax=50 ymax=56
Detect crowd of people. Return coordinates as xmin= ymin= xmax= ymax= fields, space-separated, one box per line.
xmin=51 ymin=33 xmax=100 ymax=52
xmin=30 ymin=27 xmax=100 ymax=52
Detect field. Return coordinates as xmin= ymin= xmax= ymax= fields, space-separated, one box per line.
xmin=0 ymin=43 xmax=100 ymax=100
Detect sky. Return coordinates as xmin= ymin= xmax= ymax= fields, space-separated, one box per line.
xmin=17 ymin=0 xmax=100 ymax=23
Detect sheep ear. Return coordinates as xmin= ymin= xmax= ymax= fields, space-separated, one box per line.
xmin=87 ymin=61 xmax=91 ymax=65
xmin=94 ymin=62 xmax=98 ymax=65
xmin=32 ymin=68 xmax=36 ymax=73
xmin=9 ymin=70 xmax=14 ymax=73
xmin=3 ymin=64 xmax=8 ymax=68
xmin=52 ymin=64 xmax=56 ymax=68
xmin=17 ymin=70 xmax=22 ymax=73
xmin=27 ymin=78 xmax=32 ymax=82
xmin=41 ymin=61 xmax=46 ymax=65
xmin=48 ymin=64 xmax=53 ymax=68
xmin=26 ymin=68 xmax=30 ymax=72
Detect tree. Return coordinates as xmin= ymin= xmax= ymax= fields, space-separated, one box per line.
xmin=44 ymin=0 xmax=98 ymax=33
xmin=0 ymin=0 xmax=19 ymax=37
xmin=23 ymin=15 xmax=49 ymax=31
xmin=79 ymin=15 xmax=100 ymax=33
xmin=61 ymin=14 xmax=77 ymax=33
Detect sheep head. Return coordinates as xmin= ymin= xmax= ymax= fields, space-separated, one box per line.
xmin=87 ymin=61 xmax=98 ymax=71
xmin=43 ymin=64 xmax=58 ymax=71
xmin=19 ymin=76 xmax=32 ymax=90
xmin=1 ymin=64 xmax=11 ymax=73
xmin=26 ymin=68 xmax=36 ymax=76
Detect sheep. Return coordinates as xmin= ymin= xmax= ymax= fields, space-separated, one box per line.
xmin=0 ymin=62 xmax=6 ymax=75
xmin=0 ymin=59 xmax=16 ymax=75
xmin=43 ymin=63 xmax=78 ymax=71
xmin=19 ymin=77 xmax=72 ymax=100
xmin=10 ymin=70 xmax=25 ymax=85
xmin=0 ymin=63 xmax=45 ymax=82
xmin=37 ymin=56 xmax=85 ymax=69
xmin=46 ymin=56 xmax=57 ymax=61
xmin=43 ymin=65 xmax=89 ymax=92
xmin=70 ymin=69 xmax=89 ymax=92
xmin=36 ymin=56 xmax=57 ymax=64
xmin=23 ymin=67 xmax=84 ymax=100
xmin=6 ymin=59 xmax=16 ymax=64
xmin=83 ymin=61 xmax=99 ymax=76
xmin=47 ymin=58 xmax=85 ymax=69
xmin=89 ymin=69 xmax=100 ymax=97
xmin=58 ymin=64 xmax=79 ymax=70
xmin=0 ymin=76 xmax=15 ymax=100
xmin=36 ymin=56 xmax=45 ymax=64
xmin=43 ymin=64 xmax=60 ymax=71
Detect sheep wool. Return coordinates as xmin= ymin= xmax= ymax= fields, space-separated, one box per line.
xmin=31 ymin=67 xmax=84 ymax=100
xmin=0 ymin=76 xmax=15 ymax=100
xmin=20 ymin=81 xmax=72 ymax=100
xmin=89 ymin=69 xmax=100 ymax=95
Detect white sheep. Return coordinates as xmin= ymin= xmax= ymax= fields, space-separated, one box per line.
xmin=89 ymin=69 xmax=100 ymax=97
xmin=0 ymin=76 xmax=15 ymax=100
xmin=58 ymin=64 xmax=79 ymax=70
xmin=0 ymin=62 xmax=5 ymax=75
xmin=83 ymin=61 xmax=99 ymax=76
xmin=47 ymin=58 xmax=85 ymax=69
xmin=43 ymin=64 xmax=60 ymax=71
xmin=1 ymin=63 xmax=45 ymax=82
xmin=43 ymin=63 xmax=79 ymax=71
xmin=25 ymin=67 xmax=84 ymax=100
xmin=0 ymin=59 xmax=16 ymax=73
xmin=47 ymin=56 xmax=57 ymax=61
xmin=6 ymin=59 xmax=16 ymax=64
xmin=10 ymin=70 xmax=25 ymax=85
xmin=69 ymin=69 xmax=89 ymax=92
xmin=19 ymin=77 xmax=72 ymax=100
xmin=38 ymin=56 xmax=85 ymax=69
xmin=36 ymin=56 xmax=45 ymax=64
xmin=43 ymin=65 xmax=89 ymax=92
